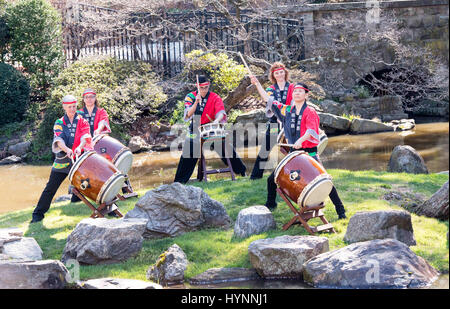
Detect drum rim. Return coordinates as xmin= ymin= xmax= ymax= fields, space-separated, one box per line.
xmin=317 ymin=138 xmax=328 ymax=155
xmin=68 ymin=150 xmax=96 ymax=182
xmin=114 ymin=149 xmax=133 ymax=174
xmin=96 ymin=171 xmax=125 ymax=204
xmin=112 ymin=147 xmax=132 ymax=164
xmin=274 ymin=150 xmax=307 ymax=186
xmin=277 ymin=129 xmax=285 ymax=143
xmin=92 ymin=133 xmax=107 ymax=144
xmin=297 ymin=174 xmax=333 ymax=207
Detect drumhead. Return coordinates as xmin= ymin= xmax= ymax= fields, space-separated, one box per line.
xmin=274 ymin=151 xmax=306 ymax=185
xmin=317 ymin=134 xmax=328 ymax=155
xmin=97 ymin=172 xmax=126 ymax=204
xmin=68 ymin=151 xmax=96 ymax=182
xmin=298 ymin=174 xmax=333 ymax=207
xmin=114 ymin=149 xmax=133 ymax=174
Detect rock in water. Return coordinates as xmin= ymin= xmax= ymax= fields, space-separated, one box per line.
xmin=388 ymin=145 xmax=428 ymax=174
xmin=303 ymin=239 xmax=439 ymax=288
xmin=147 ymin=244 xmax=188 ymax=285
xmin=248 ymin=235 xmax=329 ymax=279
xmin=61 ymin=218 xmax=147 ymax=265
xmin=79 ymin=278 xmax=162 ymax=289
xmin=344 ymin=210 xmax=416 ymax=246
xmin=125 ymin=182 xmax=231 ymax=238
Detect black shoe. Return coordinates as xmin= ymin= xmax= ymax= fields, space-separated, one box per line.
xmin=265 ymin=202 xmax=277 ymax=211
xmin=107 ymin=211 xmax=119 ymax=218
xmin=338 ymin=213 xmax=347 ymax=220
xmin=30 ymin=218 xmax=43 ymax=224
xmin=240 ymin=171 xmax=246 ymax=177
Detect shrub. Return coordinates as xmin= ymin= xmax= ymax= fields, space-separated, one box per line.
xmin=182 ymin=50 xmax=246 ymax=99
xmin=32 ymin=56 xmax=167 ymax=161
xmin=0 ymin=63 xmax=31 ymax=126
xmin=0 ymin=12 xmax=9 ymax=61
xmin=5 ymin=0 xmax=63 ymax=93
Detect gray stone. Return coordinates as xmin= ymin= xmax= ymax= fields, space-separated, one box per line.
xmin=318 ymin=112 xmax=352 ymax=133
xmin=0 ymin=228 xmax=23 ymax=238
xmin=1 ymin=237 xmax=43 ymax=260
xmin=53 ymin=194 xmax=72 ymax=203
xmin=350 ymin=118 xmax=394 ymax=134
xmin=248 ymin=235 xmax=329 ymax=279
xmin=412 ymin=181 xmax=449 ymax=220
xmin=0 ymin=155 xmax=22 ymax=165
xmin=61 ymin=218 xmax=147 ymax=265
xmin=79 ymin=278 xmax=163 ymax=289
xmin=388 ymin=145 xmax=429 ymax=174
xmin=0 ymin=260 xmax=69 ymax=289
xmin=128 ymin=136 xmax=150 ymax=153
xmin=8 ymin=141 xmax=31 ymax=157
xmin=234 ymin=108 xmax=268 ymax=125
xmin=189 ymin=268 xmax=261 ymax=285
xmin=233 ymin=206 xmax=276 ymax=238
xmin=147 ymin=244 xmax=188 ymax=285
xmin=318 ymin=99 xmax=346 ymax=116
xmin=125 ymin=183 xmax=231 ymax=239
xmin=344 ymin=210 xmax=416 ymax=246
xmin=303 ymin=239 xmax=439 ymax=289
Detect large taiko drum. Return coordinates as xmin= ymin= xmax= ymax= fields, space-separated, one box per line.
xmin=92 ymin=134 xmax=133 ymax=175
xmin=274 ymin=151 xmax=333 ymax=207
xmin=69 ymin=151 xmax=126 ymax=204
xmin=277 ymin=129 xmax=328 ymax=155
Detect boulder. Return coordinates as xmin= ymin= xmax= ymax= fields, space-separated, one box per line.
xmin=234 ymin=108 xmax=267 ymax=125
xmin=233 ymin=206 xmax=276 ymax=238
xmin=147 ymin=244 xmax=188 ymax=285
xmin=412 ymin=181 xmax=448 ymax=220
xmin=317 ymin=99 xmax=346 ymax=116
xmin=125 ymin=183 xmax=231 ymax=239
xmin=248 ymin=235 xmax=329 ymax=279
xmin=0 ymin=155 xmax=22 ymax=165
xmin=61 ymin=218 xmax=147 ymax=265
xmin=303 ymin=239 xmax=439 ymax=288
xmin=128 ymin=136 xmax=150 ymax=153
xmin=1 ymin=237 xmax=43 ymax=261
xmin=189 ymin=268 xmax=261 ymax=285
xmin=233 ymin=109 xmax=268 ymax=145
xmin=388 ymin=145 xmax=429 ymax=174
xmin=53 ymin=194 xmax=72 ymax=203
xmin=318 ymin=112 xmax=352 ymax=134
xmin=350 ymin=118 xmax=394 ymax=134
xmin=0 ymin=260 xmax=69 ymax=289
xmin=8 ymin=141 xmax=31 ymax=157
xmin=79 ymin=278 xmax=163 ymax=289
xmin=344 ymin=210 xmax=416 ymax=246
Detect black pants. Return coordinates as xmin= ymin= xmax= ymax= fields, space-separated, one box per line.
xmin=32 ymin=170 xmax=80 ymax=221
xmin=174 ymin=137 xmax=246 ymax=184
xmin=266 ymin=154 xmax=346 ymax=216
xmin=250 ymin=119 xmax=279 ymax=179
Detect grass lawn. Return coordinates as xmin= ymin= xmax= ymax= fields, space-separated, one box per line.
xmin=0 ymin=169 xmax=448 ymax=282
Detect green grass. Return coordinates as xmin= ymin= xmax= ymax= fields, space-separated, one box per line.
xmin=0 ymin=170 xmax=448 ymax=282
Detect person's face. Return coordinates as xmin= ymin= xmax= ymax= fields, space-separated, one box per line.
xmin=293 ymin=88 xmax=308 ymax=103
xmin=63 ymin=102 xmax=78 ymax=117
xmin=83 ymin=94 xmax=96 ymax=107
xmin=273 ymin=69 xmax=286 ymax=83
xmin=199 ymin=84 xmax=209 ymax=97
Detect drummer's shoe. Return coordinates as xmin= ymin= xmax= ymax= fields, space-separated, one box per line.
xmin=265 ymin=202 xmax=277 ymax=211
xmin=338 ymin=213 xmax=347 ymax=220
xmin=107 ymin=211 xmax=119 ymax=218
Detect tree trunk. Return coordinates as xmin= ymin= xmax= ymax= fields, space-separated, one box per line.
xmin=414 ymin=181 xmax=449 ymax=220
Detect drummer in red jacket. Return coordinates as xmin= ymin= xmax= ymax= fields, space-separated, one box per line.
xmin=77 ymin=88 xmax=111 ymax=137
xmin=174 ymin=75 xmax=246 ymax=183
xmin=265 ymin=83 xmax=347 ymax=219
xmin=31 ymin=95 xmax=92 ymax=223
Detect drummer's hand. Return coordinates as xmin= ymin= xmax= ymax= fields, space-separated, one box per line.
xmin=65 ymin=148 xmax=74 ymax=158
xmin=249 ymin=75 xmax=258 ymax=85
xmin=93 ymin=129 xmax=100 ymax=136
xmin=195 ymin=93 xmax=201 ymax=104
xmin=293 ymin=139 xmax=303 ymax=149
xmin=74 ymin=146 xmax=82 ymax=157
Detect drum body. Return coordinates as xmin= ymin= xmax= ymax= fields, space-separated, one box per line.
xmin=199 ymin=123 xmax=226 ymax=140
xmin=69 ymin=151 xmax=126 ymax=204
xmin=93 ymin=134 xmax=133 ymax=175
xmin=274 ymin=151 xmax=333 ymax=207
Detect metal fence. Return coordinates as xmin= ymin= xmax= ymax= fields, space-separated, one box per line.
xmin=61 ymin=3 xmax=305 ymax=77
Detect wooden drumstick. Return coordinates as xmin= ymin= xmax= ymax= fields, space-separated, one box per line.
xmin=278 ymin=143 xmax=295 ymax=148
xmin=238 ymin=51 xmax=252 ymax=76
xmin=206 ymin=114 xmax=213 ymax=123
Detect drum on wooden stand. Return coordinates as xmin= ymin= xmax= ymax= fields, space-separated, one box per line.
xmin=199 ymin=123 xmax=226 ymax=140
xmin=68 ymin=151 xmax=126 ymax=205
xmin=274 ymin=151 xmax=333 ymax=207
xmin=92 ymin=134 xmax=133 ymax=175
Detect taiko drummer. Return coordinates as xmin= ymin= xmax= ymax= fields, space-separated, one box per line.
xmin=31 ymin=95 xmax=92 ymax=223
xmin=174 ymin=75 xmax=246 ymax=183
xmin=77 ymin=88 xmax=111 ymax=136
xmin=265 ymin=83 xmax=347 ymax=219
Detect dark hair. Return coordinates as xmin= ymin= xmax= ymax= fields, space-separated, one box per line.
xmin=198 ymin=75 xmax=209 ymax=84
xmin=295 ymin=82 xmax=310 ymax=93
xmin=82 ymin=97 xmax=99 ymax=108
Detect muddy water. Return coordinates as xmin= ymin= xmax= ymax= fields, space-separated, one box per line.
xmin=0 ymin=122 xmax=448 ymax=214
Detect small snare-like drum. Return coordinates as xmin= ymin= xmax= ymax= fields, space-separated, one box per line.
xmin=199 ymin=123 xmax=226 ymax=140
xmin=92 ymin=134 xmax=133 ymax=175
xmin=274 ymin=151 xmax=333 ymax=207
xmin=69 ymin=151 xmax=126 ymax=204
xmin=317 ymin=129 xmax=328 ymax=155
xmin=277 ymin=130 xmax=289 ymax=155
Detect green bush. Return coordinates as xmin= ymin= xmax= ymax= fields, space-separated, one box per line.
xmin=5 ymin=0 xmax=63 ymax=93
xmin=0 ymin=12 xmax=8 ymax=61
xmin=182 ymin=50 xmax=246 ymax=99
xmin=0 ymin=63 xmax=31 ymax=126
xmin=31 ymin=56 xmax=167 ymax=161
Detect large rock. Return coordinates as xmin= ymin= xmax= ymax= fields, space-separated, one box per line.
xmin=61 ymin=218 xmax=147 ymax=265
xmin=303 ymin=239 xmax=439 ymax=288
xmin=128 ymin=136 xmax=150 ymax=153
xmin=0 ymin=155 xmax=22 ymax=165
xmin=79 ymin=278 xmax=163 ymax=289
xmin=318 ymin=99 xmax=346 ymax=116
xmin=147 ymin=244 xmax=188 ymax=285
xmin=233 ymin=206 xmax=276 ymax=238
xmin=317 ymin=112 xmax=352 ymax=134
xmin=350 ymin=118 xmax=394 ymax=134
xmin=344 ymin=210 xmax=416 ymax=246
xmin=412 ymin=181 xmax=449 ymax=220
xmin=233 ymin=109 xmax=268 ymax=145
xmin=0 ymin=260 xmax=69 ymax=289
xmin=125 ymin=183 xmax=231 ymax=239
xmin=8 ymin=141 xmax=31 ymax=157
xmin=1 ymin=237 xmax=43 ymax=261
xmin=388 ymin=145 xmax=429 ymax=174
xmin=189 ymin=268 xmax=261 ymax=285
xmin=248 ymin=235 xmax=329 ymax=279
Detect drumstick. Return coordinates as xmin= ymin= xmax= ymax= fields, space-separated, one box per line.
xmin=278 ymin=143 xmax=295 ymax=148
xmin=206 ymin=114 xmax=214 ymax=122
xmin=238 ymin=52 xmax=252 ymax=76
